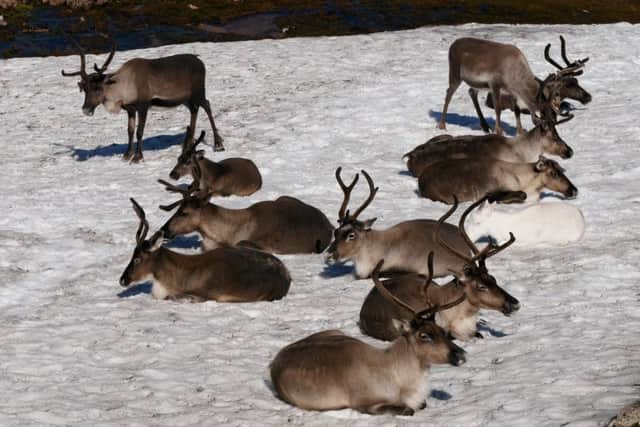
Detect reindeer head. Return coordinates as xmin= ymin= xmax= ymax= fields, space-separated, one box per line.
xmin=534 ymin=156 xmax=577 ymax=199
xmin=372 ymin=259 xmax=466 ymax=366
xmin=119 ymin=199 xmax=163 ymax=288
xmin=169 ymin=128 xmax=207 ymax=180
xmin=541 ymin=36 xmax=592 ymax=106
xmin=61 ymin=34 xmax=117 ymax=116
xmin=325 ymin=167 xmax=379 ymax=263
xmin=535 ymin=107 xmax=574 ymax=159
xmin=157 ymin=178 xmax=209 ymax=240
xmin=434 ymin=194 xmax=520 ymax=316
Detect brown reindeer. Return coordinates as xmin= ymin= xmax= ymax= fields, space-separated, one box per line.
xmin=325 ymin=167 xmax=472 ymax=278
xmin=119 ymin=199 xmax=290 ymax=302
xmin=158 ymin=182 xmax=333 ymax=254
xmin=484 ymin=36 xmax=592 ymax=129
xmin=270 ymin=259 xmax=466 ymax=415
xmin=418 ymin=155 xmax=577 ymax=204
xmin=405 ymin=112 xmax=574 ymax=178
xmin=438 ymin=36 xmax=590 ymax=135
xmin=61 ymin=35 xmax=223 ymax=162
xmin=360 ymin=196 xmax=520 ymax=342
xmin=169 ymin=128 xmax=261 ymax=198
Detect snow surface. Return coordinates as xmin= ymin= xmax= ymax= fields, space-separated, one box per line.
xmin=1 ymin=23 xmax=639 ymax=426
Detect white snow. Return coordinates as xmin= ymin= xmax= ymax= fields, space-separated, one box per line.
xmin=1 ymin=23 xmax=639 ymax=426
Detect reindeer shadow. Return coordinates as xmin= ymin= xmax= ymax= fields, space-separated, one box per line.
xmin=320 ymin=262 xmax=355 ymax=279
xmin=477 ymin=321 xmax=507 ymax=338
xmin=430 ymin=389 xmax=452 ymax=401
xmin=57 ymin=132 xmax=185 ymax=161
xmin=428 ymin=110 xmax=517 ymax=136
xmin=118 ymin=282 xmax=151 ymax=298
xmin=165 ymin=235 xmax=201 ymax=250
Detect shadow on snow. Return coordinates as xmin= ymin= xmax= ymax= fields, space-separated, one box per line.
xmin=55 ymin=132 xmax=185 ymax=161
xmin=428 ymin=110 xmax=517 ymax=136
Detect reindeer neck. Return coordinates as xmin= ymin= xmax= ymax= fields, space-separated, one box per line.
xmin=150 ymin=248 xmax=194 ymax=293
xmin=198 ymin=157 xmax=226 ymax=179
xmin=199 ymin=203 xmax=254 ymax=243
xmin=386 ymin=334 xmax=428 ymax=371
xmin=496 ymin=162 xmax=543 ymax=195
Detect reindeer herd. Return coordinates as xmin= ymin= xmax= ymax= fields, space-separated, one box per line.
xmin=62 ymin=33 xmax=591 ymax=416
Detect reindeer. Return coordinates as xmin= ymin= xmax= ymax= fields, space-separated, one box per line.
xmin=157 ymin=182 xmax=333 ymax=254
xmin=465 ymin=198 xmax=585 ymax=247
xmin=119 ymin=199 xmax=291 ymax=302
xmin=325 ymin=167 xmax=473 ymax=278
xmin=360 ymin=196 xmax=520 ymax=342
xmin=61 ymin=35 xmax=224 ymax=163
xmin=270 ymin=259 xmax=466 ymax=415
xmin=418 ymin=155 xmax=578 ymax=204
xmin=169 ymin=128 xmax=261 ymax=198
xmin=483 ymin=36 xmax=592 ymax=129
xmin=405 ymin=112 xmax=574 ymax=178
xmin=438 ymin=36 xmax=590 ymax=135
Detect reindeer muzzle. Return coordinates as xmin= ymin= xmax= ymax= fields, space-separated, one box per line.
xmin=449 ymin=346 xmax=467 ymax=366
xmin=502 ymin=295 xmax=520 ymax=316
xmin=82 ymin=107 xmax=94 ymax=117
xmin=169 ymin=169 xmax=180 ymax=180
xmin=564 ymin=185 xmax=578 ymax=200
xmin=119 ymin=275 xmax=129 ymax=288
xmin=562 ymin=146 xmax=574 ymax=159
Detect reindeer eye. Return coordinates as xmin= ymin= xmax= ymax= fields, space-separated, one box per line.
xmin=476 ymin=283 xmax=488 ymax=292
xmin=550 ymin=171 xmax=559 ymax=178
xmin=418 ymin=332 xmax=433 ymax=342
xmin=346 ymin=232 xmax=356 ymax=241
xmin=134 ymin=257 xmax=141 ymax=265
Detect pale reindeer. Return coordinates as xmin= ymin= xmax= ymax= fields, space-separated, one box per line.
xmin=119 ymin=199 xmax=290 ymax=302
xmin=418 ymin=155 xmax=578 ymax=204
xmin=169 ymin=128 xmax=262 ymax=198
xmin=360 ymin=195 xmax=520 ymax=341
xmin=325 ymin=167 xmax=472 ymax=278
xmin=465 ymin=198 xmax=585 ymax=247
xmin=61 ymin=35 xmax=223 ymax=162
xmin=405 ymin=112 xmax=574 ymax=178
xmin=270 ymin=259 xmax=466 ymax=415
xmin=438 ymin=36 xmax=590 ymax=135
xmin=158 ymin=182 xmax=333 ymax=254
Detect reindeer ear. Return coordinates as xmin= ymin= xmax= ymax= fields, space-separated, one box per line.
xmin=105 ymin=77 xmax=117 ymax=85
xmin=195 ymin=150 xmax=205 ymax=159
xmin=362 ymin=217 xmax=377 ymax=230
xmin=391 ymin=318 xmax=412 ymax=335
xmin=534 ymin=157 xmax=546 ymax=172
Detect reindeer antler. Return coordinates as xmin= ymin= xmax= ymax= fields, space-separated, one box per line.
xmin=544 ymin=36 xmax=587 ymax=77
xmin=93 ymin=34 xmax=117 ymax=74
xmin=350 ymin=170 xmax=378 ymax=220
xmin=61 ymin=33 xmax=88 ymax=79
xmin=158 ymin=179 xmax=194 ymax=211
xmin=130 ymin=198 xmax=149 ymax=246
xmin=335 ymin=167 xmax=359 ymax=222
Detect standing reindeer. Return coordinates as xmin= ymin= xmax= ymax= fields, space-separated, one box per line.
xmin=484 ymin=36 xmax=592 ymax=126
xmin=119 ymin=199 xmax=290 ymax=302
xmin=325 ymin=167 xmax=473 ymax=278
xmin=169 ymin=128 xmax=261 ymax=198
xmin=61 ymin=36 xmax=224 ymax=162
xmin=438 ymin=36 xmax=590 ymax=135
xmin=360 ymin=195 xmax=520 ymax=342
xmin=270 ymin=259 xmax=466 ymax=415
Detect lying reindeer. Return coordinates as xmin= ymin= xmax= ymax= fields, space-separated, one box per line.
xmin=404 ymin=113 xmax=573 ymax=178
xmin=61 ymin=35 xmax=223 ymax=162
xmin=325 ymin=167 xmax=472 ymax=278
xmin=465 ymin=198 xmax=585 ymax=247
xmin=158 ymin=182 xmax=333 ymax=254
xmin=270 ymin=259 xmax=466 ymax=416
xmin=119 ymin=199 xmax=290 ymax=302
xmin=418 ymin=155 xmax=578 ymax=204
xmin=169 ymin=128 xmax=262 ymax=198
xmin=360 ymin=196 xmax=520 ymax=342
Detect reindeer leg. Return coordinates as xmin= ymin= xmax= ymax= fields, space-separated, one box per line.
xmin=511 ymin=97 xmax=525 ymax=135
xmin=123 ymin=106 xmax=136 ymax=161
xmin=202 ymin=99 xmax=224 ymax=152
xmin=439 ymin=80 xmax=461 ymax=130
xmin=186 ymin=104 xmax=198 ymax=148
xmin=132 ymin=106 xmax=148 ymax=163
xmin=490 ymin=84 xmax=503 ymax=135
xmin=468 ymin=88 xmax=490 ymax=133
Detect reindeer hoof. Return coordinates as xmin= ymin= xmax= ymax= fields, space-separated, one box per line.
xmin=419 ymin=400 xmax=427 ymax=410
xmin=213 ymin=144 xmax=225 ymax=152
xmin=437 ymin=122 xmax=447 ymax=130
xmin=122 ymin=151 xmax=134 ymax=161
xmin=474 ymin=331 xmax=484 ymax=339
xmin=399 ymin=407 xmax=415 ymax=416
xmin=130 ymin=153 xmax=144 ymax=163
